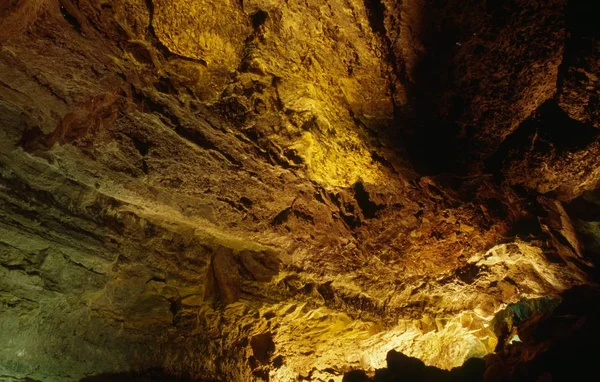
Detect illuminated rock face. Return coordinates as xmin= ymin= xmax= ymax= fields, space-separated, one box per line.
xmin=0 ymin=1 xmax=598 ymax=381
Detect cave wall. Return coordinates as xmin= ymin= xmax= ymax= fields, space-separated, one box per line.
xmin=0 ymin=0 xmax=599 ymax=381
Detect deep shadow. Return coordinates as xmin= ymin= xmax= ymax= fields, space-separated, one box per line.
xmin=394 ymin=0 xmax=598 ymax=177
xmin=563 ymin=0 xmax=600 ymax=62
xmin=485 ymin=100 xmax=600 ymax=181
xmin=343 ymin=285 xmax=600 ymax=382
xmin=565 ymin=186 xmax=600 ymax=280
xmin=394 ymin=0 xmax=472 ymax=175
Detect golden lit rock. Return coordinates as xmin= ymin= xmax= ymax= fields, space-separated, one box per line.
xmin=0 ymin=0 xmax=599 ymax=381
xmin=153 ymin=0 xmax=250 ymax=69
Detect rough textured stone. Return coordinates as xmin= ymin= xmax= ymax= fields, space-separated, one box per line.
xmin=343 ymin=286 xmax=600 ymax=382
xmin=0 ymin=1 xmax=599 ymax=381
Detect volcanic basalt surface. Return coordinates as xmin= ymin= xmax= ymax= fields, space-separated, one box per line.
xmin=1 ymin=1 xmax=599 ymax=381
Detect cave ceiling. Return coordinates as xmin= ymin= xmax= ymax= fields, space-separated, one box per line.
xmin=1 ymin=0 xmax=600 ymax=381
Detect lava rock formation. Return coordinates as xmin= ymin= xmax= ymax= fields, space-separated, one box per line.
xmin=1 ymin=0 xmax=599 ymax=381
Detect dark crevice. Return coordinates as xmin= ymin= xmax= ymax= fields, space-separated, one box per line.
xmin=175 ymin=125 xmax=216 ymax=151
xmin=60 ymin=251 xmax=107 ymax=275
xmin=131 ymin=89 xmax=180 ymax=127
xmin=565 ymin=187 xmax=600 ymax=280
xmin=393 ymin=3 xmax=464 ymax=175
xmin=485 ymin=198 xmax=508 ymax=219
xmin=261 ymin=143 xmax=302 ymax=169
xmin=558 ymin=0 xmax=600 ymax=94
xmin=131 ymin=136 xmax=151 ymax=175
xmin=484 ymin=116 xmax=537 ymax=182
xmin=485 ymin=100 xmax=600 ymax=180
xmin=270 ymin=206 xmax=314 ymax=226
xmin=131 ymin=135 xmax=150 ymax=156
xmin=455 ymin=263 xmax=482 ymax=284
xmin=251 ymin=10 xmax=268 ymax=29
xmin=132 ymin=91 xmax=243 ymax=167
xmin=317 ymin=281 xmax=335 ymax=301
xmin=146 ymin=276 xmax=166 ymax=284
xmin=217 ymin=196 xmax=248 ymax=212
xmin=169 ymin=298 xmax=181 ymax=316
xmin=1 ymin=263 xmax=30 ymax=272
xmin=363 ymin=0 xmax=386 ymax=36
xmin=283 ymin=148 xmax=304 ymax=166
xmin=292 ymin=209 xmax=314 ymax=223
xmin=214 ymin=149 xmax=243 ymax=168
xmin=340 ymin=212 xmax=361 ymax=230
xmin=250 ymin=333 xmax=275 ymax=365
xmin=271 ymin=207 xmax=291 ymax=226
xmin=566 ymin=0 xmax=600 ymax=39
xmin=353 ymin=181 xmax=383 ymax=219
xmin=155 ymin=77 xmax=177 ymax=95
xmin=240 ymin=196 xmax=253 ymax=208
xmin=535 ymin=101 xmax=599 ymax=151
xmin=508 ymin=216 xmax=543 ymax=238
xmin=360 ymin=0 xmax=411 ymax=169
xmin=59 ymin=3 xmax=82 ymax=33
xmin=370 ymin=151 xmax=397 ymax=173
xmin=566 ymin=196 xmax=600 ymax=222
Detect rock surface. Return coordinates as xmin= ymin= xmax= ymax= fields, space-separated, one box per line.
xmin=0 ymin=1 xmax=599 ymax=381
xmin=341 ymin=285 xmax=600 ymax=382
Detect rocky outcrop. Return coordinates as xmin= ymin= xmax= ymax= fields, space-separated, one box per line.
xmin=0 ymin=1 xmax=599 ymax=381
xmin=342 ymin=285 xmax=600 ymax=382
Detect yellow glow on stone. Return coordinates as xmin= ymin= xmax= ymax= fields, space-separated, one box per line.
xmin=151 ymin=0 xmax=392 ymax=188
xmin=262 ymin=305 xmax=497 ymax=381
xmin=263 ymin=241 xmax=587 ymax=380
xmin=273 ymin=80 xmax=385 ymax=187
xmin=152 ymin=0 xmax=250 ymax=69
xmin=358 ymin=318 xmax=495 ymax=371
xmin=295 ymin=130 xmax=383 ymax=187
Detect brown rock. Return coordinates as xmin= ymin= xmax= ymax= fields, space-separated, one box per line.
xmin=0 ymin=1 xmax=599 ymax=381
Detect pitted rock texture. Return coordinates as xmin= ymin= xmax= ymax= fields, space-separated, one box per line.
xmin=341 ymin=286 xmax=600 ymax=382
xmin=0 ymin=1 xmax=599 ymax=381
